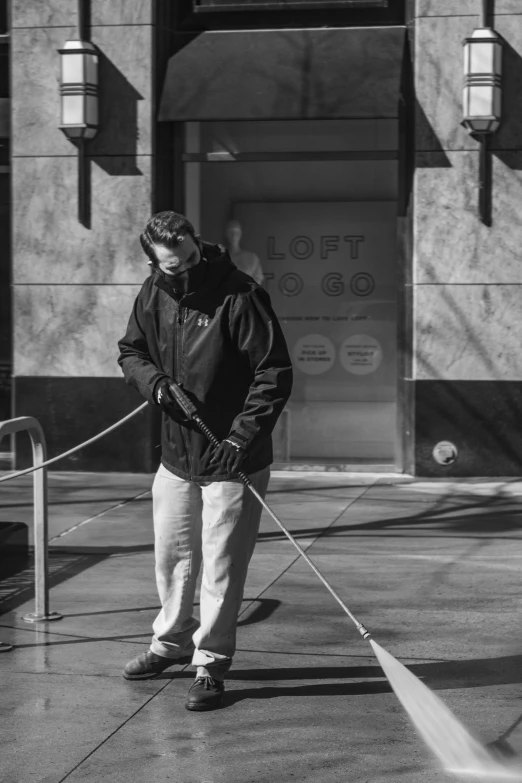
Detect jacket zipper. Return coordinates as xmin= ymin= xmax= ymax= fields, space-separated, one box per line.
xmin=176 ymin=305 xmax=192 ymax=477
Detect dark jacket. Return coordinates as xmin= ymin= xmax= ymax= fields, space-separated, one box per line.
xmin=117 ymin=242 xmax=293 ymax=481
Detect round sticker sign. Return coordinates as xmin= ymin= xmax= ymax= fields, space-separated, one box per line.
xmin=293 ymin=334 xmax=335 ymax=375
xmin=340 ymin=334 xmax=383 ymax=375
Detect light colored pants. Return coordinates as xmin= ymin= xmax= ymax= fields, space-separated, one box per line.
xmin=150 ymin=463 xmax=270 ymax=678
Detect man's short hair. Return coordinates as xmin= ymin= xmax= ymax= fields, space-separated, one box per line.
xmin=140 ymin=211 xmax=196 ymax=265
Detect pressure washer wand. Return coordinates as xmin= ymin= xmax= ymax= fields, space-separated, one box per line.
xmin=169 ymin=382 xmax=371 ymax=642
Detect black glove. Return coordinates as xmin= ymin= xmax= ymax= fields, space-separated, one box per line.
xmin=211 ymin=436 xmax=247 ymax=474
xmin=154 ymin=379 xmax=187 ymax=421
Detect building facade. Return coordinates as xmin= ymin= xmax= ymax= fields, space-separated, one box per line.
xmin=7 ymin=0 xmax=522 ymax=477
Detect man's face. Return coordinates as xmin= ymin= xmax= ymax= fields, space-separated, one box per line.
xmin=152 ymin=235 xmax=201 ymax=278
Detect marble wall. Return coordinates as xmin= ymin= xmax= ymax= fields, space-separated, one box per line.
xmin=413 ymin=0 xmax=522 ymax=382
xmin=416 ymin=1 xmax=521 ymax=17
xmin=11 ymin=1 xmax=155 ymax=378
xmin=10 ymin=1 xmax=162 ymax=469
xmin=11 ymin=1 xmax=152 ymax=31
xmin=412 ymin=0 xmax=522 ymax=474
xmin=13 ymin=285 xmax=141 ymax=377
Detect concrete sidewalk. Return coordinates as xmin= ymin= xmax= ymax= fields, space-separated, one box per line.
xmin=1 ymin=470 xmax=522 ymax=783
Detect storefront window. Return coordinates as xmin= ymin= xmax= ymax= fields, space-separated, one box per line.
xmin=184 ymin=120 xmax=398 ymax=464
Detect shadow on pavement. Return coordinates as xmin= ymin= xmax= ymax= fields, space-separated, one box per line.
xmin=6 ymin=626 xmax=522 ymax=702
xmin=221 ymin=653 xmax=522 ymax=704
xmin=488 ymin=712 xmax=522 ymax=760
xmin=257 ymin=506 xmax=522 ymax=541
xmin=0 ymin=553 xmax=108 ymax=615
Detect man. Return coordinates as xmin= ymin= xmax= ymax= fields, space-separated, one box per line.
xmin=118 ymin=211 xmax=292 ymax=711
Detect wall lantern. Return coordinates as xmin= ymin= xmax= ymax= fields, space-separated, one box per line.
xmin=58 ymin=11 xmax=99 ymax=228
xmin=462 ymin=28 xmax=502 ymax=135
xmin=461 ymin=3 xmax=503 ymax=226
xmin=58 ymin=39 xmax=99 ymax=140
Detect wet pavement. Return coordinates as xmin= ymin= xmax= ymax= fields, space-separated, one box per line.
xmin=1 ymin=470 xmax=522 ymax=782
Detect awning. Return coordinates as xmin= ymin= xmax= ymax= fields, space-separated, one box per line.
xmin=159 ymin=26 xmax=406 ymax=122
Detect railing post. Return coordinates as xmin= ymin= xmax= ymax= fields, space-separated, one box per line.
xmin=0 ymin=417 xmax=62 ymax=624
xmin=23 ymin=426 xmax=61 ymax=623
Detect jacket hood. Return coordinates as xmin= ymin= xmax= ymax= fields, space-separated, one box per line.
xmin=200 ymin=241 xmax=235 ymax=289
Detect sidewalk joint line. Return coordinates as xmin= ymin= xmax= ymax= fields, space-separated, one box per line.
xmin=55 ymin=672 xmax=186 ymax=783
xmin=48 ymin=489 xmax=152 ymax=542
xmin=0 ymin=623 xmax=155 ymax=647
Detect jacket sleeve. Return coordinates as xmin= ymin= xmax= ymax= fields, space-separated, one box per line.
xmin=117 ymin=290 xmax=168 ymax=403
xmin=228 ymin=287 xmax=293 ymax=447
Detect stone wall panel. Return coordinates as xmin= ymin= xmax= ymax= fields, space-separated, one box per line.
xmin=14 ymin=284 xmax=142 ymax=377
xmin=12 ymin=0 xmax=76 ymax=28
xmin=12 ymin=0 xmax=152 ymax=28
xmin=13 ymin=156 xmax=152 ymax=285
xmin=12 ymin=26 xmax=76 ymax=158
xmin=416 ymin=0 xmax=522 ymax=16
xmin=415 ymin=150 xmax=522 ymax=284
xmin=414 ymin=283 xmax=522 ymax=380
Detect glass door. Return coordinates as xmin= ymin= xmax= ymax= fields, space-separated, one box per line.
xmin=183 ymin=119 xmax=398 ymax=465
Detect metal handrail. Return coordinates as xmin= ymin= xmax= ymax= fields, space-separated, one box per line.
xmin=0 ymin=402 xmax=148 ymax=483
xmin=0 ymin=417 xmax=62 ymax=623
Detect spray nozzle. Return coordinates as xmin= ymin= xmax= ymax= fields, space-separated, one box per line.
xmin=357 ymin=624 xmax=372 ymax=641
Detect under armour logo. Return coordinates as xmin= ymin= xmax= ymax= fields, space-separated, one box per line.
xmin=197 ymin=315 xmax=210 ymax=327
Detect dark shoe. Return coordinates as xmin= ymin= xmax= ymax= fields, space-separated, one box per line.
xmin=123 ymin=650 xmax=191 ymax=680
xmin=185 ymin=676 xmax=225 ymax=711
